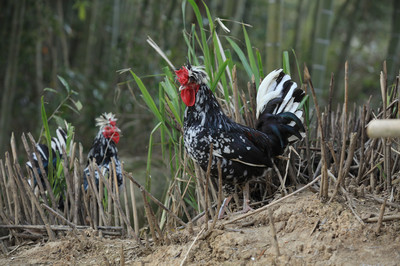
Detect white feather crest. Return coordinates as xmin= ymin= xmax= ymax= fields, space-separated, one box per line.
xmin=95 ymin=112 xmax=117 ymax=128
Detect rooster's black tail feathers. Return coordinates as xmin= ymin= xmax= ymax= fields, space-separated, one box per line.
xmin=255 ymin=69 xmax=305 ymax=156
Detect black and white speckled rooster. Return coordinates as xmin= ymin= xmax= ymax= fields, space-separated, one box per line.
xmin=175 ymin=64 xmax=305 ymax=217
xmin=83 ymin=113 xmax=123 ymax=191
xmin=26 ymin=127 xmax=68 ymax=187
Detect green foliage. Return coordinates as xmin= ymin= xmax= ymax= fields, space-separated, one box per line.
xmin=40 ymin=77 xmax=79 ymax=201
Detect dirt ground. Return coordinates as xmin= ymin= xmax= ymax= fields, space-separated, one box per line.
xmin=1 ymin=190 xmax=400 ymax=265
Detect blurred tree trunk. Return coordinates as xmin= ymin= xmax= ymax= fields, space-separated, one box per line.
xmin=111 ymin=0 xmax=120 ymax=50
xmin=84 ymin=0 xmax=100 ymax=77
xmin=333 ymin=0 xmax=361 ymax=99
xmin=57 ymin=0 xmax=70 ymax=69
xmin=305 ymin=0 xmax=320 ymax=67
xmin=292 ymin=0 xmax=304 ymax=53
xmin=0 ymin=1 xmax=25 ymax=151
xmin=387 ymin=0 xmax=400 ymax=82
xmin=231 ymin=0 xmax=246 ymax=37
xmin=35 ymin=0 xmax=44 ymax=99
xmin=265 ymin=0 xmax=283 ymax=72
xmin=311 ymin=0 xmax=333 ymax=93
xmin=329 ymin=0 xmax=351 ymax=38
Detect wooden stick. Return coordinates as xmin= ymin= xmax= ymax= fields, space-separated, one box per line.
xmin=375 ymin=199 xmax=387 ymax=233
xmin=366 ymin=214 xmax=400 ymax=223
xmin=142 ymin=190 xmax=158 ymax=245
xmin=13 ymin=163 xmax=33 ymax=224
xmin=125 ymin=171 xmax=186 ymax=227
xmin=129 ymin=175 xmax=139 ymax=236
xmin=26 ymin=133 xmax=55 ymax=207
xmin=5 ymin=153 xmax=20 ymax=225
xmin=97 ymin=163 xmax=140 ymax=243
xmin=204 ymin=143 xmax=214 ymax=231
xmin=0 ymin=160 xmax=12 ymax=218
xmin=19 ymin=172 xmax=56 ymax=240
xmin=87 ymin=162 xmax=107 ymax=225
xmin=73 ymin=159 xmax=81 ymax=226
xmin=175 ymin=184 xmax=193 ymax=234
xmin=232 ymin=65 xmax=241 ymax=123
xmin=41 ymin=203 xmax=76 ymax=229
xmin=330 ymin=132 xmax=357 ymax=202
xmin=304 ymin=65 xmax=328 ymax=199
xmin=268 ymin=208 xmax=280 ymax=257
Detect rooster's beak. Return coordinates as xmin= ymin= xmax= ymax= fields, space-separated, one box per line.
xmin=179 ymin=85 xmax=185 ymax=91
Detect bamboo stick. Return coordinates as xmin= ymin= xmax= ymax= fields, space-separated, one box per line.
xmin=22 ymin=134 xmax=50 ymax=207
xmin=5 ymin=152 xmax=20 ymax=225
xmin=97 ymin=163 xmax=140 ymax=243
xmin=124 ymin=172 xmax=186 ymax=227
xmin=87 ymin=161 xmax=107 ymax=226
xmin=129 ymin=175 xmax=139 ymax=236
xmin=73 ymin=159 xmax=81 ymax=225
xmin=304 ymin=65 xmax=328 ymax=199
xmin=19 ymin=172 xmax=55 ymax=240
xmin=0 ymin=160 xmax=12 ymax=218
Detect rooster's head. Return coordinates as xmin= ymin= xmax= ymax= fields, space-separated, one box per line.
xmin=95 ymin=112 xmax=121 ymax=144
xmin=175 ymin=64 xmax=208 ymax=106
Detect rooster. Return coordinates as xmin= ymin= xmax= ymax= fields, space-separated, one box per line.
xmin=83 ymin=113 xmax=123 ymax=191
xmin=175 ymin=64 xmax=304 ymax=217
xmin=26 ymin=127 xmax=68 ymax=188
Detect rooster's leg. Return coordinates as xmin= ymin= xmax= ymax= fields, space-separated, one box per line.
xmin=241 ymin=181 xmax=254 ymax=213
xmin=218 ymin=195 xmax=232 ymax=219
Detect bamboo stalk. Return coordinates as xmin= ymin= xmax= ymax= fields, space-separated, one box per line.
xmin=375 ymin=199 xmax=387 ymax=233
xmin=87 ymin=161 xmax=107 ymax=226
xmin=337 ymin=62 xmax=349 ymax=185
xmin=268 ymin=208 xmax=280 ymax=257
xmin=129 ymin=175 xmax=139 ymax=236
xmin=0 ymin=160 xmax=12 ymax=218
xmin=73 ymin=159 xmax=81 ymax=225
xmin=232 ymin=65 xmax=241 ymax=123
xmin=97 ymin=163 xmax=140 ymax=243
xmin=22 ymin=134 xmax=50 ymax=207
xmin=13 ymin=163 xmax=33 ymax=224
xmin=81 ymin=185 xmax=94 ymax=228
xmin=41 ymin=203 xmax=76 ymax=229
xmin=204 ymin=143 xmax=214 ymax=231
xmin=175 ymin=184 xmax=193 ymax=234
xmin=18 ymin=171 xmax=55 ymax=240
xmin=382 ymin=61 xmax=392 ymax=191
xmin=122 ymin=165 xmax=131 ymax=230
xmin=330 ymin=132 xmax=357 ymax=202
xmin=125 ymin=172 xmax=186 ymax=227
xmin=356 ymin=105 xmax=366 ymax=184
xmin=142 ymin=190 xmax=158 ymax=245
xmin=5 ymin=152 xmax=20 ymax=225
xmin=304 ymin=65 xmax=328 ymax=199
xmin=62 ymin=159 xmax=74 ymax=221
xmin=111 ymin=160 xmax=120 ymax=227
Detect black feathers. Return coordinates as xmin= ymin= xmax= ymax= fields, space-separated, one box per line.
xmin=26 ymin=127 xmax=68 ymax=188
xmin=83 ymin=113 xmax=123 ymax=191
xmin=181 ymin=66 xmax=305 ymax=189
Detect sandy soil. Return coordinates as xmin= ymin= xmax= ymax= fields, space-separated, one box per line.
xmin=1 ymin=190 xmax=400 ymax=265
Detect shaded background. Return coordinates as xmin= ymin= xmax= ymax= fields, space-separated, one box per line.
xmin=1 ymin=0 xmax=399 ymax=180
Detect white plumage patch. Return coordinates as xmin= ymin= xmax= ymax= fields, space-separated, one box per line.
xmin=256 ymin=69 xmax=303 ymax=122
